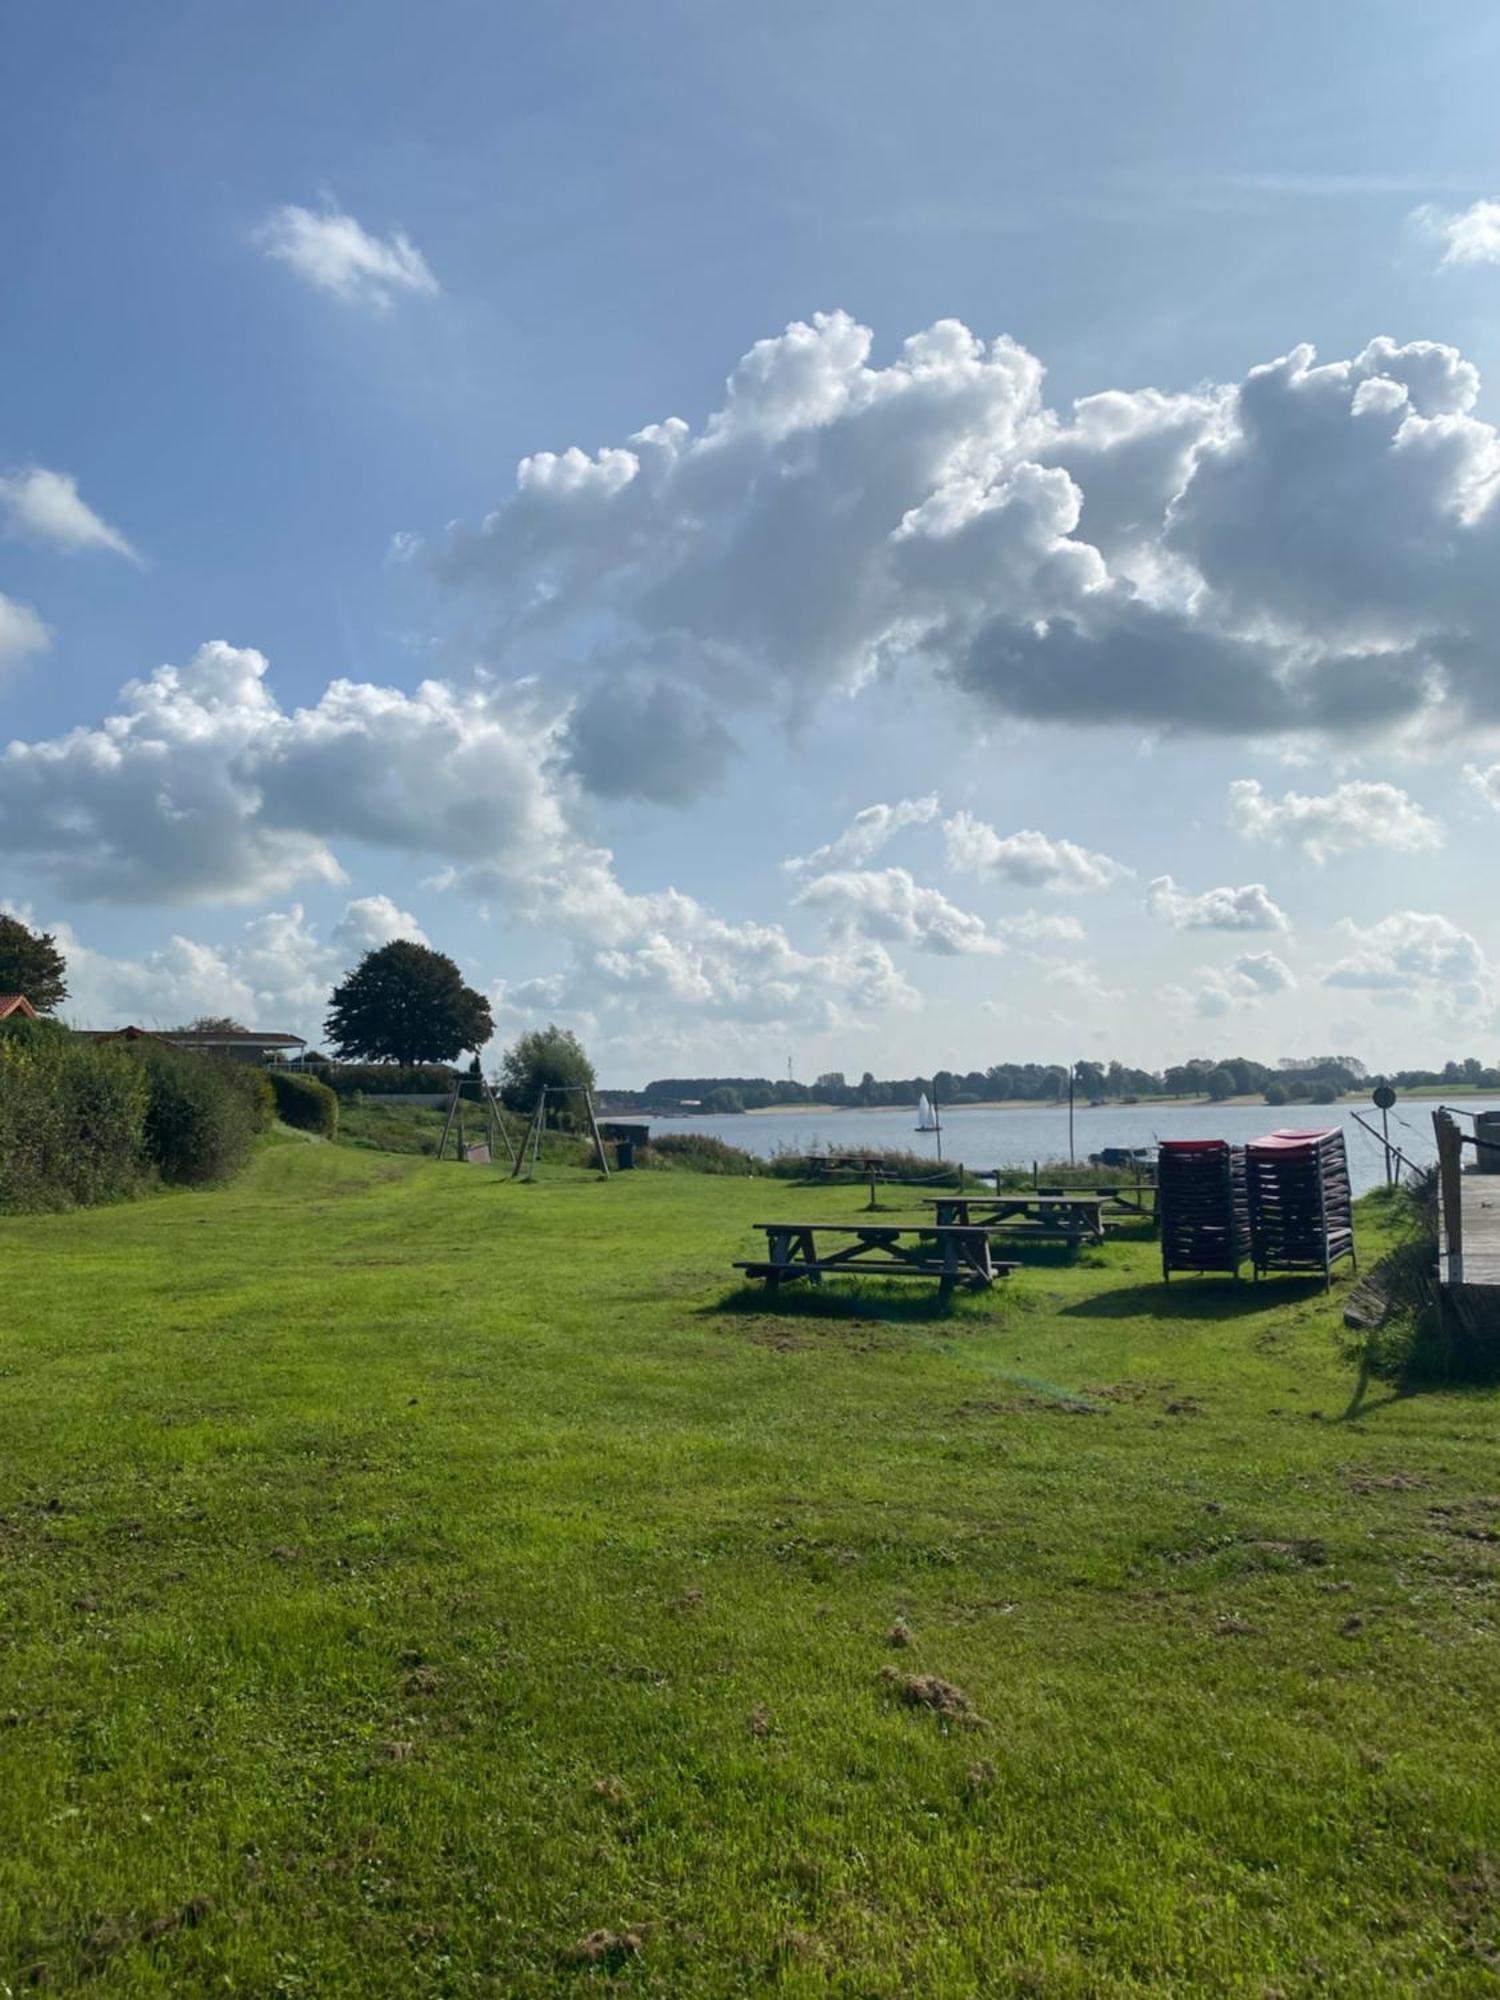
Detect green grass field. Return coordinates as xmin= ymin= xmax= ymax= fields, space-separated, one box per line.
xmin=2 ymin=1141 xmax=1497 ymax=1995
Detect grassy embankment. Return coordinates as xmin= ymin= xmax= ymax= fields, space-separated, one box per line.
xmin=2 ymin=1142 xmax=1498 ymax=1994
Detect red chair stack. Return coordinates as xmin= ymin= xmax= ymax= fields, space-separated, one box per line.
xmin=1244 ymin=1127 xmax=1355 ymax=1288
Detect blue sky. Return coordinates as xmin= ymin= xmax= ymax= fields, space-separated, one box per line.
xmin=4 ymin=1 xmax=1500 ymax=1081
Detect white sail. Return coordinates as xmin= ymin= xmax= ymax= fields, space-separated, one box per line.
xmin=915 ymin=1092 xmax=937 ymax=1131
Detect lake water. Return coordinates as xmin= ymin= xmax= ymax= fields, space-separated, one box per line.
xmin=644 ymin=1097 xmax=1491 ymax=1199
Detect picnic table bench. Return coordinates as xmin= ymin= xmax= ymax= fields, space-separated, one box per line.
xmin=973 ymin=1172 xmax=1157 ymax=1219
xmin=736 ymin=1222 xmax=1018 ymax=1298
xmin=924 ymin=1192 xmax=1107 ymax=1243
xmin=800 ymin=1153 xmax=895 ymax=1181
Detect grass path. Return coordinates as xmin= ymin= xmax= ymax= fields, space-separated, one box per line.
xmin=2 ymin=1144 xmax=1497 ymax=1995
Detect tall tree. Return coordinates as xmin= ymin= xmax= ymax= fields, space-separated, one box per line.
xmin=499 ymin=1025 xmax=596 ymax=1119
xmin=0 ymin=913 xmax=69 ymax=1013
xmin=324 ymin=941 xmax=493 ymax=1067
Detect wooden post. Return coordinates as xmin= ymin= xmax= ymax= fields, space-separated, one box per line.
xmin=437 ymin=1084 xmax=461 ymax=1162
xmin=482 ymin=1077 xmax=520 ymax=1170
xmin=1434 ymin=1109 xmax=1464 ymax=1275
xmin=581 ymin=1085 xmax=611 ymax=1179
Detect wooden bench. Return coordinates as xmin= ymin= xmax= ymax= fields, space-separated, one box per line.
xmin=924 ymin=1192 xmax=1106 ymax=1244
xmin=736 ymin=1222 xmax=1018 ymax=1299
xmin=972 ymin=1173 xmax=1156 ymax=1219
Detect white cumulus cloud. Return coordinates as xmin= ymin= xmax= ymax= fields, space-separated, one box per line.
xmin=2 ymin=642 xmax=919 ymax=1042
xmin=1145 ymin=874 xmax=1289 ymax=931
xmin=792 ymin=865 xmax=1003 ymax=955
xmin=1324 ymin=911 xmax=1490 ymax=1012
xmin=255 ymin=202 xmax=439 ymax=310
xmin=996 ymin=909 xmax=1086 ymax=942
xmin=0 ymin=466 xmax=136 ymax=558
xmin=0 ymin=591 xmax=50 ymax=674
xmin=1228 ymin=777 xmax=1443 ymax=864
xmin=433 ymin=313 xmax=1500 ymax=765
xmin=942 ymin=810 xmax=1127 ymax=892
xmin=1426 ymin=197 xmax=1500 ymax=267
xmin=50 ymin=896 xmax=425 ymax=1038
xmin=784 ymin=796 xmax=940 ymax=874
xmin=1181 ymin=951 xmax=1297 ymax=1018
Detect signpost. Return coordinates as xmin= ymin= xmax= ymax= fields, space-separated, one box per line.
xmin=1373 ymin=1082 xmax=1397 ymax=1186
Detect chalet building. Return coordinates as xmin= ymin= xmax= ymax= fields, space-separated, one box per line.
xmin=81 ymin=1025 xmax=307 ymax=1064
xmin=0 ymin=994 xmax=40 ymax=1020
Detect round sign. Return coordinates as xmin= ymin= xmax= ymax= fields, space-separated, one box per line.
xmin=1373 ymin=1083 xmax=1396 ymax=1110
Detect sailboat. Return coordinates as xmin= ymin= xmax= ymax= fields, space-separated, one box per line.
xmin=915 ymin=1091 xmax=940 ymax=1134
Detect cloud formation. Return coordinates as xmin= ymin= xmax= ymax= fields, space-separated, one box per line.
xmin=1181 ymin=950 xmax=1297 ymax=1018
xmin=1324 ymin=910 xmax=1490 ymax=1012
xmin=563 ymin=672 xmax=736 ymax=804
xmin=0 ymin=643 xmax=925 ymax=1042
xmin=784 ymin=796 xmax=940 ymax=874
xmin=255 ymin=202 xmax=439 ymax=309
xmin=1145 ymin=874 xmax=1289 ymax=932
xmin=435 ymin=312 xmax=1500 ymax=766
xmin=1228 ymin=777 xmax=1443 ymax=864
xmin=0 ymin=466 xmax=136 ymax=558
xmin=942 ymin=810 xmax=1126 ymax=892
xmin=45 ymin=894 xmax=427 ymax=1037
xmin=1427 ymin=197 xmax=1500 ymax=266
xmin=1462 ymin=761 xmax=1500 ymax=813
xmin=792 ymin=865 xmax=1002 ymax=955
xmin=0 ymin=591 xmax=49 ymax=674
xmin=0 ymin=642 xmax=575 ymax=905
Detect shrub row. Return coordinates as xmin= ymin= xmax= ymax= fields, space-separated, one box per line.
xmin=270 ymin=1069 xmax=340 ymax=1137
xmin=0 ymin=1020 xmax=271 ymax=1213
xmin=0 ymin=1021 xmax=151 ymax=1211
xmin=305 ymin=1062 xmax=458 ymax=1097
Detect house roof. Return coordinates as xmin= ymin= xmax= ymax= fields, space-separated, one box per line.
xmin=0 ymin=994 xmax=39 ymax=1020
xmin=163 ymin=1028 xmax=307 ymax=1048
xmin=80 ymin=1025 xmax=306 ymax=1048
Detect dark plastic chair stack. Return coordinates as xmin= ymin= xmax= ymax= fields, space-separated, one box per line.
xmin=1244 ymin=1127 xmax=1355 ymax=1288
xmin=1158 ymin=1139 xmax=1251 ymax=1281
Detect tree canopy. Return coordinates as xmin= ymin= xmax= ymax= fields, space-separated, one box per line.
xmin=324 ymin=942 xmax=493 ymax=1068
xmin=0 ymin=914 xmax=69 ymax=1013
xmin=499 ymin=1025 xmax=596 ymax=1117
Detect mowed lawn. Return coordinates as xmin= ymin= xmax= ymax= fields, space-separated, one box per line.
xmin=2 ymin=1142 xmax=1498 ymax=1996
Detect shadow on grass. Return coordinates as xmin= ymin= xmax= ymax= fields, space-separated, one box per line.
xmin=711 ymin=1281 xmax=988 ymax=1324
xmin=1334 ymin=1371 xmax=1409 ymax=1423
xmin=1062 ymin=1275 xmax=1334 ymax=1321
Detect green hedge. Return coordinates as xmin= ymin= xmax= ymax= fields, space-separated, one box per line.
xmin=316 ymin=1063 xmax=458 ymax=1097
xmin=269 ymin=1069 xmax=339 ymax=1137
xmin=0 ymin=1024 xmax=270 ymax=1209
xmin=0 ymin=1019 xmax=150 ymax=1211
xmin=128 ymin=1043 xmax=261 ymax=1185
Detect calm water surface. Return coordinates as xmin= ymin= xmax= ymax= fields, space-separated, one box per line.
xmin=648 ymin=1098 xmax=1492 ymax=1199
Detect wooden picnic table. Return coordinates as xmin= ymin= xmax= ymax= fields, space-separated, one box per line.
xmin=924 ymin=1192 xmax=1107 ymax=1243
xmin=973 ymin=1172 xmax=1157 ymax=1218
xmin=800 ymin=1154 xmax=894 ymax=1180
xmin=736 ymin=1221 xmax=1018 ymax=1299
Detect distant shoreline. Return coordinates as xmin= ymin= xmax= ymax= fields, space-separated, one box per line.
xmin=634 ymin=1086 xmax=1482 ymax=1117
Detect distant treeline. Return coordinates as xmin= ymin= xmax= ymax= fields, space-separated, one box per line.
xmin=601 ymin=1052 xmax=1500 ymax=1115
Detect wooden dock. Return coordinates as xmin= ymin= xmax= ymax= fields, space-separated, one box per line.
xmin=1433 ymin=1109 xmax=1500 ymax=1332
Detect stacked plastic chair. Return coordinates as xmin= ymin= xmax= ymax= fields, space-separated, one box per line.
xmin=1243 ymin=1127 xmax=1355 ymax=1287
xmin=1158 ymin=1139 xmax=1251 ymax=1281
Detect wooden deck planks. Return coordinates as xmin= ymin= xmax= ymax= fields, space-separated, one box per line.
xmin=1439 ymin=1173 xmax=1500 ymax=1289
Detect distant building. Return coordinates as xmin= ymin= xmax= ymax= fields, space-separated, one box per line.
xmin=81 ymin=1025 xmax=307 ymax=1064
xmin=0 ymin=994 xmax=39 ymax=1020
